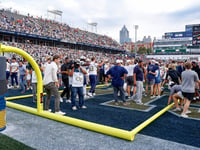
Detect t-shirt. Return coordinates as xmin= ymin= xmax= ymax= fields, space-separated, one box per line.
xmin=134 ymin=65 xmax=144 ymax=81
xmin=181 ymin=70 xmax=199 ymax=93
xmin=147 ymin=64 xmax=156 ymax=80
xmin=106 ymin=65 xmax=128 ymax=87
xmin=6 ymin=62 xmax=10 ymax=72
xmin=125 ymin=64 xmax=135 ymax=76
xmin=170 ymin=85 xmax=181 ymax=96
xmin=61 ymin=63 xmax=70 ymax=79
xmin=72 ymin=69 xmax=84 ymax=87
xmin=10 ymin=62 xmax=19 ymax=73
xmin=89 ymin=62 xmax=98 ymax=75
xmin=32 ymin=70 xmax=37 ymax=83
xmin=19 ymin=65 xmax=26 ymax=76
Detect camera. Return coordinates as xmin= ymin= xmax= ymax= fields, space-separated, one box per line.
xmin=74 ymin=61 xmax=80 ymax=69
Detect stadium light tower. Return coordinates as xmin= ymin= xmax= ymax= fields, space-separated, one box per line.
xmin=134 ymin=25 xmax=139 ymax=56
xmin=47 ymin=9 xmax=63 ymax=22
xmin=88 ymin=21 xmax=98 ymax=33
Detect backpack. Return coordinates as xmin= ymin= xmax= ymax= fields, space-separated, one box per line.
xmin=168 ymin=70 xmax=180 ymax=84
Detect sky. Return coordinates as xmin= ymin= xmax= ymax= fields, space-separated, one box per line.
xmin=1 ymin=0 xmax=200 ymax=42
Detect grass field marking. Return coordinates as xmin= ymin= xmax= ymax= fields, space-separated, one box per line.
xmin=168 ymin=107 xmax=200 ymax=121
xmin=100 ymin=99 xmax=156 ymax=112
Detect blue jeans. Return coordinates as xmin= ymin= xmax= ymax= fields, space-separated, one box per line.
xmin=11 ymin=72 xmax=18 ymax=86
xmin=19 ymin=75 xmax=26 ymax=92
xmin=71 ymin=87 xmax=84 ymax=107
xmin=89 ymin=75 xmax=97 ymax=93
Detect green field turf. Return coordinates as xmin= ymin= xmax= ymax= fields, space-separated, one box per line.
xmin=0 ymin=133 xmax=35 ymax=150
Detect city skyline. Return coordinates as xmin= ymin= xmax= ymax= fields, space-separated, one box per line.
xmin=1 ymin=0 xmax=200 ymax=42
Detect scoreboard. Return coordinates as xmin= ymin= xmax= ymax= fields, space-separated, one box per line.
xmin=192 ymin=26 xmax=200 ymax=46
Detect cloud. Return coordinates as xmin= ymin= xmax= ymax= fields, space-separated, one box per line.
xmin=1 ymin=0 xmax=200 ymax=42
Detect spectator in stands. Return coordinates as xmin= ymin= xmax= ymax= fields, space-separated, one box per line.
xmin=106 ymin=59 xmax=129 ymax=105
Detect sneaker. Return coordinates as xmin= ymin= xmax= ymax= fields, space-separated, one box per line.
xmin=193 ymin=97 xmax=196 ymax=100
xmin=88 ymin=92 xmax=93 ymax=97
xmin=186 ymin=110 xmax=191 ymax=114
xmin=81 ymin=105 xmax=87 ymax=109
xmin=72 ymin=106 xmax=77 ymax=111
xmin=172 ymin=108 xmax=181 ymax=112
xmin=114 ymin=102 xmax=119 ymax=105
xmin=47 ymin=109 xmax=52 ymax=112
xmin=60 ymin=97 xmax=63 ymax=102
xmin=150 ymin=95 xmax=156 ymax=99
xmin=128 ymin=96 xmax=131 ymax=99
xmin=55 ymin=111 xmax=66 ymax=115
xmin=92 ymin=93 xmax=96 ymax=96
xmin=136 ymin=102 xmax=143 ymax=105
xmin=123 ymin=102 xmax=130 ymax=106
xmin=181 ymin=113 xmax=188 ymax=118
xmin=196 ymin=96 xmax=199 ymax=100
xmin=157 ymin=95 xmax=161 ymax=98
xmin=143 ymin=93 xmax=147 ymax=97
xmin=65 ymin=99 xmax=71 ymax=103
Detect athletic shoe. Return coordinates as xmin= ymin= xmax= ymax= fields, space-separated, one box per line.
xmin=143 ymin=93 xmax=147 ymax=97
xmin=72 ymin=106 xmax=77 ymax=111
xmin=157 ymin=95 xmax=161 ymax=98
xmin=47 ymin=109 xmax=52 ymax=112
xmin=81 ymin=105 xmax=87 ymax=109
xmin=55 ymin=111 xmax=66 ymax=115
xmin=114 ymin=102 xmax=119 ymax=105
xmin=60 ymin=97 xmax=63 ymax=102
xmin=136 ymin=102 xmax=143 ymax=105
xmin=65 ymin=99 xmax=71 ymax=103
xmin=193 ymin=97 xmax=196 ymax=100
xmin=172 ymin=108 xmax=181 ymax=112
xmin=181 ymin=113 xmax=188 ymax=118
xmin=92 ymin=93 xmax=96 ymax=96
xmin=186 ymin=110 xmax=191 ymax=114
xmin=88 ymin=92 xmax=93 ymax=97
xmin=128 ymin=96 xmax=131 ymax=99
xmin=150 ymin=95 xmax=156 ymax=99
xmin=123 ymin=102 xmax=130 ymax=106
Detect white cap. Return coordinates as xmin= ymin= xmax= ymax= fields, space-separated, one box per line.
xmin=116 ymin=59 xmax=121 ymax=63
xmin=80 ymin=56 xmax=86 ymax=59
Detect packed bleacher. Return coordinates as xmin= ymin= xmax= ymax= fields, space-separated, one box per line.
xmin=0 ymin=9 xmax=121 ymax=49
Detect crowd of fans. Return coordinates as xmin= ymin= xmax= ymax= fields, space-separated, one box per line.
xmin=0 ymin=9 xmax=121 ymax=49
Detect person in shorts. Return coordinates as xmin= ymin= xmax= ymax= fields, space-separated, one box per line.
xmin=181 ymin=62 xmax=200 ymax=118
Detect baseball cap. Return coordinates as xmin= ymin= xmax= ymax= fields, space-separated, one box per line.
xmin=116 ymin=59 xmax=121 ymax=63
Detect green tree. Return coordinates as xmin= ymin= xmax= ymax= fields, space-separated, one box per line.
xmin=138 ymin=47 xmax=147 ymax=54
xmin=146 ymin=48 xmax=152 ymax=54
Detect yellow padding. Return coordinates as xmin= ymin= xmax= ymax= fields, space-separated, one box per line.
xmin=0 ymin=109 xmax=6 ymax=129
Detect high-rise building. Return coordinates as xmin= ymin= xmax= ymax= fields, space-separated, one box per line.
xmin=120 ymin=25 xmax=131 ymax=44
